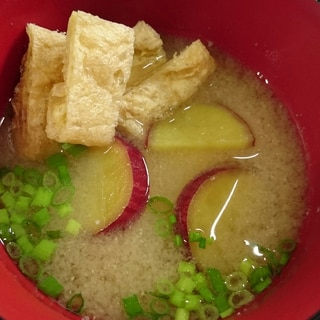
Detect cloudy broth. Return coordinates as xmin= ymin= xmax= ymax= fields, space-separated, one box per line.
xmin=0 ymin=37 xmax=306 ymax=319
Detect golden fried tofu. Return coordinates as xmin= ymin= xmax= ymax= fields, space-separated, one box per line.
xmin=11 ymin=23 xmax=65 ymax=161
xmin=46 ymin=11 xmax=135 ymax=146
xmin=118 ymin=39 xmax=216 ymax=141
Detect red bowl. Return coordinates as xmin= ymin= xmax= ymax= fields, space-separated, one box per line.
xmin=1 ymin=0 xmax=320 ymax=319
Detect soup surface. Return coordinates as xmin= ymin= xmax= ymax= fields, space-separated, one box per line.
xmin=0 ymin=36 xmax=306 ymax=320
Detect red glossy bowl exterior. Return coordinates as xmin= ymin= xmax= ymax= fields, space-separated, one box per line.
xmin=1 ymin=1 xmax=320 ymax=319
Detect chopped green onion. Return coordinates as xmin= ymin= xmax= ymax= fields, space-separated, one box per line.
xmin=169 ymin=289 xmax=185 ymax=308
xmin=2 ymin=172 xmax=16 ymax=187
xmin=22 ymin=220 xmax=41 ymax=244
xmin=207 ymin=268 xmax=228 ymax=295
xmin=31 ymin=187 xmax=54 ymax=207
xmin=178 ymin=261 xmax=196 ymax=276
xmin=248 ymin=265 xmax=272 ymax=289
xmin=193 ymin=272 xmax=207 ymax=290
xmin=6 ymin=241 xmax=22 ymax=260
xmin=239 ymin=257 xmax=255 ymax=276
xmin=175 ymin=307 xmax=189 ymax=320
xmin=156 ymin=279 xmax=175 ymax=296
xmin=199 ymin=236 xmax=207 ymax=249
xmin=176 ymin=276 xmax=196 ymax=294
xmin=1 ymin=191 xmax=16 ymax=208
xmin=14 ymin=195 xmax=31 ymax=212
xmin=21 ymin=183 xmax=36 ymax=197
xmin=228 ymin=290 xmax=254 ymax=309
xmin=46 ymin=152 xmax=67 ymax=169
xmin=189 ymin=231 xmax=203 ymax=242
xmin=32 ymin=239 xmax=57 ymax=261
xmin=13 ymin=165 xmax=25 ymax=177
xmin=37 ymin=274 xmax=64 ymax=298
xmin=148 ymin=196 xmax=173 ymax=214
xmin=279 ymin=252 xmax=290 ymax=266
xmin=23 ymin=168 xmax=42 ymax=187
xmin=277 ymin=239 xmax=296 ymax=253
xmin=150 ymin=297 xmax=169 ymax=315
xmin=154 ymin=218 xmax=171 ymax=237
xmin=66 ymin=293 xmax=85 ymax=314
xmin=19 ymin=254 xmax=42 ymax=279
xmin=57 ymin=165 xmax=72 ymax=185
xmin=219 ymin=306 xmax=235 ymax=319
xmin=225 ymin=271 xmax=247 ymax=291
xmin=198 ymin=304 xmax=219 ymax=320
xmin=184 ymin=294 xmax=201 ymax=311
xmin=258 ymin=245 xmax=280 ymax=273
xmin=9 ymin=180 xmax=23 ymax=197
xmin=65 ymin=219 xmax=81 ymax=235
xmin=122 ymin=294 xmax=144 ymax=317
xmin=252 ymin=277 xmax=272 ymax=293
xmin=32 ymin=208 xmax=50 ymax=227
xmin=198 ymin=286 xmax=214 ymax=303
xmin=43 ymin=171 xmax=60 ymax=189
xmin=174 ymin=234 xmax=183 ymax=247
xmin=168 ymin=213 xmax=177 ymax=225
xmin=56 ymin=202 xmax=73 ymax=217
xmin=213 ymin=293 xmax=233 ymax=315
xmin=0 ymin=208 xmax=10 ymax=224
xmin=61 ymin=143 xmax=87 ymax=157
xmin=0 ymin=223 xmax=14 ymax=243
xmin=52 ymin=185 xmax=75 ymax=206
xmin=46 ymin=230 xmax=62 ymax=240
xmin=10 ymin=223 xmax=26 ymax=238
xmin=17 ymin=235 xmax=34 ymax=254
xmin=10 ymin=212 xmax=25 ymax=224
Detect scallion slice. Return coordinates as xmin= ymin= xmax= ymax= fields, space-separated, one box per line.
xmin=23 ymin=168 xmax=42 ymax=187
xmin=32 ymin=208 xmax=50 ymax=227
xmin=32 ymin=239 xmax=57 ymax=261
xmin=175 ymin=307 xmax=189 ymax=320
xmin=19 ymin=254 xmax=42 ymax=279
xmin=178 ymin=261 xmax=196 ymax=276
xmin=198 ymin=286 xmax=214 ymax=303
xmin=225 ymin=271 xmax=247 ymax=291
xmin=0 ymin=208 xmax=9 ymax=224
xmin=0 ymin=223 xmax=14 ymax=243
xmin=31 ymin=187 xmax=54 ymax=207
xmin=22 ymin=220 xmax=41 ymax=244
xmin=43 ymin=171 xmax=60 ymax=189
xmin=46 ymin=152 xmax=67 ymax=169
xmin=61 ymin=143 xmax=87 ymax=157
xmin=122 ymin=294 xmax=144 ymax=317
xmin=198 ymin=303 xmax=219 ymax=320
xmin=228 ymin=290 xmax=254 ymax=309
xmin=150 ymin=297 xmax=169 ymax=315
xmin=2 ymin=172 xmax=16 ymax=187
xmin=148 ymin=196 xmax=173 ymax=214
xmin=207 ymin=268 xmax=228 ymax=295
xmin=174 ymin=234 xmax=183 ymax=247
xmin=156 ymin=279 xmax=175 ymax=296
xmin=37 ymin=274 xmax=64 ymax=298
xmin=277 ymin=238 xmax=296 ymax=253
xmin=66 ymin=293 xmax=85 ymax=314
xmin=6 ymin=241 xmax=22 ymax=260
xmin=154 ymin=218 xmax=171 ymax=237
xmin=52 ymin=185 xmax=75 ymax=206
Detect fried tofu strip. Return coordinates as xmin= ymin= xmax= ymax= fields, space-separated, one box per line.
xmin=11 ymin=24 xmax=65 ymax=161
xmin=118 ymin=39 xmax=216 ymax=141
xmin=46 ymin=11 xmax=135 ymax=146
xmin=128 ymin=21 xmax=167 ymax=87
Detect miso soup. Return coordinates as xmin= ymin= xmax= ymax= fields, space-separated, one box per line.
xmin=0 ymin=34 xmax=306 ymax=320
